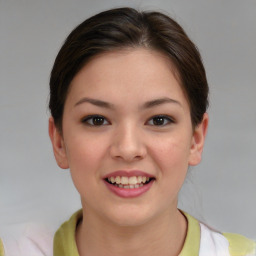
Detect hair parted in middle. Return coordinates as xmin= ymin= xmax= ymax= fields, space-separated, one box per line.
xmin=49 ymin=7 xmax=209 ymax=131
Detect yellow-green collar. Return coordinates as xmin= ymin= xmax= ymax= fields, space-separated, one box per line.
xmin=179 ymin=211 xmax=200 ymax=256
xmin=0 ymin=238 xmax=4 ymax=256
xmin=53 ymin=209 xmax=81 ymax=256
xmin=53 ymin=209 xmax=200 ymax=256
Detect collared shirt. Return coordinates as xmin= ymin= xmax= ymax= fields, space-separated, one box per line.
xmin=1 ymin=210 xmax=255 ymax=256
xmin=53 ymin=210 xmax=255 ymax=256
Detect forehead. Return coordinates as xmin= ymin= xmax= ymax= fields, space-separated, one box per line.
xmin=81 ymin=48 xmax=181 ymax=83
xmin=66 ymin=48 xmax=187 ymax=108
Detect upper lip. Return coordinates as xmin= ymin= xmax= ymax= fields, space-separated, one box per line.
xmin=103 ymin=170 xmax=155 ymax=179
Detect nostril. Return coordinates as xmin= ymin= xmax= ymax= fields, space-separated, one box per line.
xmin=109 ymin=136 xmax=146 ymax=162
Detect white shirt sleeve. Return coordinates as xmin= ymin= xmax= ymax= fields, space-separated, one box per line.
xmin=199 ymin=223 xmax=230 ymax=256
xmin=2 ymin=223 xmax=54 ymax=256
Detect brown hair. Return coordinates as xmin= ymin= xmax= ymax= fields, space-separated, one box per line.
xmin=49 ymin=7 xmax=209 ymax=131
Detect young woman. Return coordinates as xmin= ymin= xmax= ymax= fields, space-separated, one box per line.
xmin=1 ymin=7 xmax=255 ymax=256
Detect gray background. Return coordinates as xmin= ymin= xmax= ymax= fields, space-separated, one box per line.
xmin=0 ymin=0 xmax=255 ymax=239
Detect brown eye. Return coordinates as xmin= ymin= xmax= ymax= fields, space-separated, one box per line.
xmin=92 ymin=116 xmax=105 ymax=125
xmin=82 ymin=115 xmax=110 ymax=126
xmin=147 ymin=115 xmax=174 ymax=126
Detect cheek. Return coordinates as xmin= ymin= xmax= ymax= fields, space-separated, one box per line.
xmin=64 ymin=134 xmax=108 ymax=186
xmin=152 ymin=135 xmax=192 ymax=168
xmin=153 ymin=137 xmax=191 ymax=198
xmin=149 ymin=132 xmax=192 ymax=192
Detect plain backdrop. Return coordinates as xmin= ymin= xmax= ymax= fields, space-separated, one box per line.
xmin=0 ymin=0 xmax=255 ymax=239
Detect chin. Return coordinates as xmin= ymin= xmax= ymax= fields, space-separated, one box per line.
xmin=104 ymin=205 xmax=156 ymax=227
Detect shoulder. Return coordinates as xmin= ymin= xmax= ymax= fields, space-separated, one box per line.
xmin=223 ymin=232 xmax=256 ymax=256
xmin=0 ymin=223 xmax=54 ymax=256
xmin=0 ymin=239 xmax=4 ymax=256
xmin=182 ymin=211 xmax=255 ymax=256
xmin=200 ymin=222 xmax=256 ymax=256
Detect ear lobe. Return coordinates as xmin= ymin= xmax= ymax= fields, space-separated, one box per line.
xmin=48 ymin=117 xmax=69 ymax=169
xmin=189 ymin=113 xmax=209 ymax=166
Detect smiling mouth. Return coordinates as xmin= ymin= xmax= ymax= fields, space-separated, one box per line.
xmin=105 ymin=176 xmax=155 ymax=189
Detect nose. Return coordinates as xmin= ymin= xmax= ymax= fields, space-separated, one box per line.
xmin=110 ymin=123 xmax=146 ymax=162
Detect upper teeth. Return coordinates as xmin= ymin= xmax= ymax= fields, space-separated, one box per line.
xmin=107 ymin=176 xmax=150 ymax=185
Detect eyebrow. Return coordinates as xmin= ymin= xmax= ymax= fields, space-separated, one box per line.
xmin=142 ymin=97 xmax=182 ymax=109
xmin=74 ymin=97 xmax=181 ymax=109
xmin=74 ymin=97 xmax=115 ymax=109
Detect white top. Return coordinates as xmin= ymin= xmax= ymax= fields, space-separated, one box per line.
xmin=1 ymin=220 xmax=255 ymax=256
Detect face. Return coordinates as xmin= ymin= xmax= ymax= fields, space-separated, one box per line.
xmin=49 ymin=48 xmax=208 ymax=226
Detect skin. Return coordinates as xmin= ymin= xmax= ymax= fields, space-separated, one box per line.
xmin=49 ymin=48 xmax=208 ymax=256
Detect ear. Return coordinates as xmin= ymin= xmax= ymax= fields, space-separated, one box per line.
xmin=188 ymin=113 xmax=209 ymax=166
xmin=48 ymin=117 xmax=69 ymax=169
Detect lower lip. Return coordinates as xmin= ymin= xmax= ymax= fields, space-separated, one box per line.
xmin=103 ymin=180 xmax=154 ymax=198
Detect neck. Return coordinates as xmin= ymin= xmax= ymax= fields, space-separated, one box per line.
xmin=76 ymin=207 xmax=187 ymax=256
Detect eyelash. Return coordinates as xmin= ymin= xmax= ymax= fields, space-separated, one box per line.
xmin=81 ymin=115 xmax=110 ymax=126
xmin=81 ymin=115 xmax=174 ymax=127
xmin=146 ymin=115 xmax=174 ymax=126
